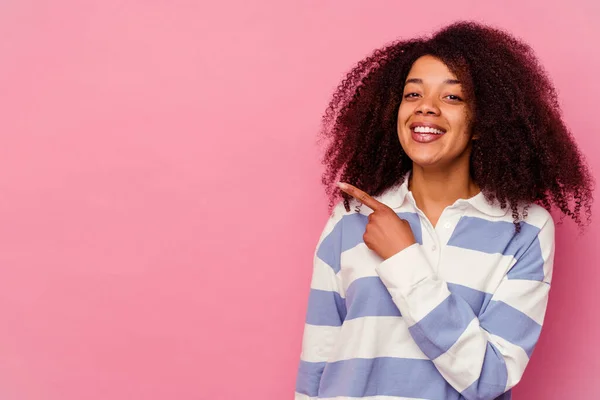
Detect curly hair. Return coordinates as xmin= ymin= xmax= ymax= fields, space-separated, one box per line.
xmin=320 ymin=21 xmax=593 ymax=230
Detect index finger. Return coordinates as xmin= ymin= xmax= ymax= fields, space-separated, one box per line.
xmin=337 ymin=182 xmax=384 ymax=211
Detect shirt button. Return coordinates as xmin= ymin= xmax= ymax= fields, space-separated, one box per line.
xmin=431 ymin=245 xmax=437 ymax=251
xmin=444 ymin=222 xmax=452 ymax=229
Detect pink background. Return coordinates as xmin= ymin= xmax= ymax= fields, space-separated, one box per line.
xmin=0 ymin=1 xmax=598 ymax=399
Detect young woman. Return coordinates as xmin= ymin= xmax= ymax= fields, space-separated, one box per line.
xmin=295 ymin=22 xmax=593 ymax=400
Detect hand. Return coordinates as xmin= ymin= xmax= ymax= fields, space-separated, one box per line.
xmin=337 ymin=182 xmax=417 ymax=260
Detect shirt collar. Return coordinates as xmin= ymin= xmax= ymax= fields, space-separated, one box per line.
xmin=375 ymin=172 xmax=411 ymax=209
xmin=375 ymin=171 xmax=508 ymax=217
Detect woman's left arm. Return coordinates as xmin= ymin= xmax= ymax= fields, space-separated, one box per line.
xmin=375 ymin=215 xmax=555 ymax=399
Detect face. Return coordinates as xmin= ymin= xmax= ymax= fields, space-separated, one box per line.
xmin=397 ymin=55 xmax=474 ymax=170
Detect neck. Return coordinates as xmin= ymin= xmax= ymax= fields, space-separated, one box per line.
xmin=408 ymin=162 xmax=479 ymax=226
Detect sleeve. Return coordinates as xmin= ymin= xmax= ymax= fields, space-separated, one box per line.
xmin=295 ymin=206 xmax=348 ymax=400
xmin=374 ymin=215 xmax=555 ymax=400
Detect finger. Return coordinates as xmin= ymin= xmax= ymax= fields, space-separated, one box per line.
xmin=337 ymin=182 xmax=384 ymax=211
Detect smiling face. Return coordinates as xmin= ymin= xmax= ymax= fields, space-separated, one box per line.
xmin=397 ymin=55 xmax=475 ymax=170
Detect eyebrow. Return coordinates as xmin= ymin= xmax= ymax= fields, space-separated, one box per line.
xmin=405 ymin=78 xmax=461 ymax=85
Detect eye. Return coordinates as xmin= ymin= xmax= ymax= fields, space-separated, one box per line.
xmin=445 ymin=94 xmax=463 ymax=101
xmin=404 ymin=92 xmax=420 ymax=99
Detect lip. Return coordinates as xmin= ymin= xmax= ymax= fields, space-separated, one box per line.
xmin=409 ymin=122 xmax=447 ymax=133
xmin=408 ymin=121 xmax=447 ymax=144
xmin=411 ymin=130 xmax=444 ymax=143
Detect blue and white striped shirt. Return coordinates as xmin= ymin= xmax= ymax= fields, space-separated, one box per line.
xmin=295 ymin=175 xmax=555 ymax=400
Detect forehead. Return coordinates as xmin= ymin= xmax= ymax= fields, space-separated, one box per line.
xmin=405 ymin=55 xmax=459 ymax=83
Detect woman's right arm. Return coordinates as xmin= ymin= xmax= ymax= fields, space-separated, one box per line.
xmin=295 ymin=205 xmax=347 ymax=399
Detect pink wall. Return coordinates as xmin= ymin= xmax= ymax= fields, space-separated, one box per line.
xmin=0 ymin=1 xmax=598 ymax=399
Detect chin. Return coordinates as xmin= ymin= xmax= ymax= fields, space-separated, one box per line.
xmin=402 ymin=146 xmax=443 ymax=168
xmin=410 ymin=157 xmax=444 ymax=169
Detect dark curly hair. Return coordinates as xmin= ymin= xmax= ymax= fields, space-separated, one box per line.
xmin=320 ymin=21 xmax=593 ymax=230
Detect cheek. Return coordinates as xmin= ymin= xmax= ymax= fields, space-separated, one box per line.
xmin=447 ymin=108 xmax=471 ymax=132
xmin=397 ymin=103 xmax=412 ymax=128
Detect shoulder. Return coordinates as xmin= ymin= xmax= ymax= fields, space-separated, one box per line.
xmin=510 ymin=204 xmax=555 ymax=269
xmin=521 ymin=203 xmax=555 ymax=233
xmin=328 ymin=197 xmax=373 ymax=222
xmin=314 ymin=201 xmax=366 ymax=269
xmin=486 ymin=201 xmax=554 ymax=231
xmin=513 ymin=204 xmax=556 ymax=283
xmin=524 ymin=205 xmax=555 ymax=257
xmin=316 ymin=200 xmax=368 ymax=247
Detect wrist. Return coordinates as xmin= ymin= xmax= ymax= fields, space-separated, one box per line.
xmin=383 ymin=240 xmax=417 ymax=260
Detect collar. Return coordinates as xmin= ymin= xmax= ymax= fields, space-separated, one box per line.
xmin=375 ymin=172 xmax=411 ymax=209
xmin=375 ymin=171 xmax=508 ymax=217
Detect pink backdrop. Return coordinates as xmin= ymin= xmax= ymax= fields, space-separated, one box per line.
xmin=0 ymin=1 xmax=598 ymax=399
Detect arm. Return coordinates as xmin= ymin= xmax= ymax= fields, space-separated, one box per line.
xmin=374 ymin=215 xmax=555 ymax=399
xmin=295 ymin=206 xmax=347 ymax=399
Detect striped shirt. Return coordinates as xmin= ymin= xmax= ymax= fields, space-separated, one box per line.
xmin=295 ymin=175 xmax=555 ymax=400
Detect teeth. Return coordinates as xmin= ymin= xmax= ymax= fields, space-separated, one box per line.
xmin=413 ymin=126 xmax=444 ymax=135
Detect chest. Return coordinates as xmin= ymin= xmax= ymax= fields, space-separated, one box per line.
xmin=338 ymin=212 xmax=518 ymax=318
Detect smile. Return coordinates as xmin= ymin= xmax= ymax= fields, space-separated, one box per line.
xmin=412 ymin=126 xmax=445 ymax=135
xmin=409 ymin=123 xmax=447 ymax=143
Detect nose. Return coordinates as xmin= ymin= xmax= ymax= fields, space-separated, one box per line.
xmin=415 ymin=96 xmax=440 ymax=116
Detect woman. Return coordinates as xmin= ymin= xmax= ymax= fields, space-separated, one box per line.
xmin=295 ymin=22 xmax=593 ymax=400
